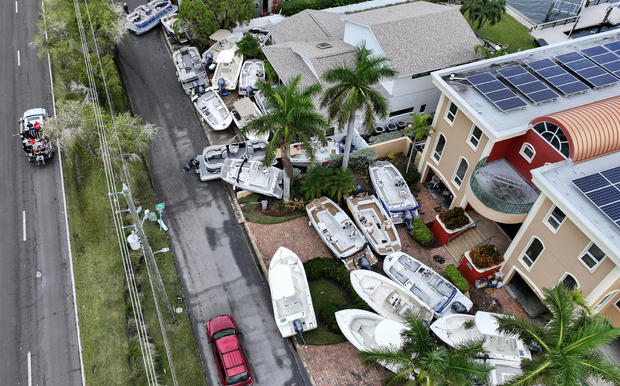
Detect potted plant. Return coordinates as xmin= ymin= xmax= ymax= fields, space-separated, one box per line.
xmin=430 ymin=207 xmax=473 ymax=245
xmin=458 ymin=243 xmax=505 ymax=285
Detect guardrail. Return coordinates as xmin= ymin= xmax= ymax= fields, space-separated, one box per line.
xmin=530 ymin=15 xmax=580 ymax=31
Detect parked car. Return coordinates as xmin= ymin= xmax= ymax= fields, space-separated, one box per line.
xmin=206 ymin=315 xmax=253 ymax=386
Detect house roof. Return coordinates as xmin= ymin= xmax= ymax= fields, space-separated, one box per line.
xmin=531 ymin=96 xmax=620 ymax=162
xmin=269 ymin=9 xmax=345 ymax=44
xmin=342 ymin=2 xmax=480 ymax=75
xmin=262 ymin=43 xmax=319 ymax=88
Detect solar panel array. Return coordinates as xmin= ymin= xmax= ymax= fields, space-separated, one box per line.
xmin=497 ymin=65 xmax=559 ymax=103
xmin=526 ymin=58 xmax=590 ymax=96
xmin=466 ymin=72 xmax=527 ymax=112
xmin=581 ymin=44 xmax=620 ymax=79
xmin=555 ymin=51 xmax=619 ymax=87
xmin=572 ymin=166 xmax=620 ymax=228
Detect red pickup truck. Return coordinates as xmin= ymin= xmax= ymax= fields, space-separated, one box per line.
xmin=206 ymin=315 xmax=253 ymax=386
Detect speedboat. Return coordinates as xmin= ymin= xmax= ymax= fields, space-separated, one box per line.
xmin=173 ymin=46 xmax=208 ymax=95
xmin=306 ymin=197 xmax=377 ymax=271
xmin=486 ymin=359 xmax=522 ymax=385
xmin=202 ymin=31 xmax=243 ymax=64
xmin=268 ymin=247 xmax=317 ymax=342
xmin=383 ymin=252 xmax=473 ymax=317
xmin=253 ymin=89 xmax=273 ymax=115
xmin=369 ymin=161 xmax=419 ymax=230
xmin=238 ymin=59 xmax=265 ymax=96
xmin=197 ymin=140 xmax=269 ymax=181
xmin=212 ymin=50 xmax=243 ymax=91
xmin=192 ymin=88 xmax=232 ymax=131
xmin=232 ymin=98 xmax=267 ymax=141
xmin=161 ymin=13 xmax=189 ymax=42
xmin=350 ymin=270 xmax=433 ymax=324
xmin=289 ymin=139 xmax=340 ymax=168
xmin=220 ymin=158 xmax=283 ymax=199
xmin=247 ymin=27 xmax=270 ymax=46
xmin=126 ymin=0 xmax=177 ymax=35
xmin=346 ymin=194 xmax=401 ymax=256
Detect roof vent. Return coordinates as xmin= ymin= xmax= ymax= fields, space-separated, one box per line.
xmin=316 ymin=42 xmax=332 ymax=49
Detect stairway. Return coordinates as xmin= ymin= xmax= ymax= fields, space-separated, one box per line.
xmin=443 ymin=227 xmax=492 ymax=265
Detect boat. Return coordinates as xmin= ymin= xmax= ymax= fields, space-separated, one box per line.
xmin=238 ymin=59 xmax=265 ymax=96
xmin=197 ymin=140 xmax=269 ymax=181
xmin=125 ymin=0 xmax=177 ymax=35
xmin=247 ymin=27 xmax=271 ymax=46
xmin=369 ymin=161 xmax=419 ymax=230
xmin=289 ymin=139 xmax=341 ymax=168
xmin=486 ymin=359 xmax=522 ymax=386
xmin=220 ymin=158 xmax=283 ymax=199
xmin=191 ymin=88 xmax=232 ymax=131
xmin=429 ymin=311 xmax=531 ymax=362
xmin=231 ymin=98 xmax=268 ymax=141
xmin=306 ymin=197 xmax=377 ymax=271
xmin=202 ymin=31 xmax=244 ymax=64
xmin=345 ymin=194 xmax=401 ymax=256
xmin=173 ymin=46 xmax=208 ymax=95
xmin=253 ymin=89 xmax=273 ymax=115
xmin=268 ymin=247 xmax=317 ymax=343
xmin=335 ymin=309 xmax=406 ymax=373
xmin=350 ymin=270 xmax=433 ymax=324
xmin=383 ymin=252 xmax=473 ymax=317
xmin=161 ymin=13 xmax=189 ymax=42
xmin=211 ymin=50 xmax=244 ymax=91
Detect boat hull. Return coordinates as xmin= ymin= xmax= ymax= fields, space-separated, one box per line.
xmin=346 ymin=194 xmax=401 ymax=256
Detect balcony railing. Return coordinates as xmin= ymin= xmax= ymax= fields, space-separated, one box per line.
xmin=469 ymin=158 xmax=535 ymax=215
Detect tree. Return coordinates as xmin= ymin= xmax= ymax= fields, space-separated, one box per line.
xmin=321 ymin=44 xmax=397 ymax=169
xmin=495 ymin=284 xmax=620 ymax=385
xmin=205 ymin=0 xmax=255 ymax=30
xmin=178 ymin=0 xmax=218 ymax=45
xmin=461 ymin=0 xmax=506 ymax=33
xmin=241 ymin=76 xmax=328 ymax=201
xmin=326 ymin=168 xmax=356 ymax=202
xmin=300 ymin=165 xmax=331 ymax=201
xmin=474 ymin=44 xmax=508 ymax=59
xmin=235 ymin=34 xmax=262 ymax=59
xmin=359 ymin=312 xmax=492 ymax=385
xmin=403 ymin=112 xmax=432 ymax=142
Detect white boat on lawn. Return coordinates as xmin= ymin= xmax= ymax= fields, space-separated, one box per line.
xmin=268 ymin=247 xmax=317 ymax=342
xmin=238 ymin=59 xmax=265 ymax=96
xmin=289 ymin=139 xmax=340 ymax=168
xmin=350 ymin=270 xmax=433 ymax=324
xmin=232 ymin=98 xmax=268 ymax=141
xmin=346 ymin=194 xmax=401 ymax=256
xmin=430 ymin=311 xmax=531 ymax=362
xmin=220 ymin=158 xmax=283 ymax=199
xmin=384 ymin=252 xmax=473 ymax=317
xmin=126 ymin=0 xmax=177 ymax=35
xmin=192 ymin=88 xmax=232 ymax=131
xmin=173 ymin=46 xmax=208 ymax=95
xmin=197 ymin=140 xmax=268 ymax=181
xmin=211 ymin=50 xmax=243 ymax=91
xmin=369 ymin=161 xmax=419 ymax=229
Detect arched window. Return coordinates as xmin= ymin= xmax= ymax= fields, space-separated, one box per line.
xmin=521 ymin=237 xmax=544 ymax=269
xmin=452 ymin=158 xmax=469 ymax=188
xmin=433 ymin=134 xmax=446 ymax=162
xmin=592 ymin=290 xmax=619 ymax=314
xmin=533 ymin=121 xmax=569 ymax=158
xmin=560 ymin=273 xmax=578 ymax=290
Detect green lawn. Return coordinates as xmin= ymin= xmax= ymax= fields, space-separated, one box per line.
xmin=467 ymin=12 xmax=536 ymax=53
xmin=301 ymin=279 xmax=347 ymax=345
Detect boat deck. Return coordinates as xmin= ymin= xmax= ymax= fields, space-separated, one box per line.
xmin=370 ymin=161 xmax=418 ymax=213
xmin=349 ymin=195 xmax=400 ymax=255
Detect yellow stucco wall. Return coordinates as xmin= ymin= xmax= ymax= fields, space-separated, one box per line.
xmin=598 ymin=280 xmax=620 ymax=326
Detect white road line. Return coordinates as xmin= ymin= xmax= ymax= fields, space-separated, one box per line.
xmin=27 ymin=351 xmax=32 ymax=386
xmin=17 ymin=50 xmax=20 ymax=66
xmin=23 ymin=211 xmax=26 ymax=241
xmin=15 ymin=1 xmax=18 ymax=13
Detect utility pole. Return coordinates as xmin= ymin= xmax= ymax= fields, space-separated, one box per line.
xmin=123 ymin=183 xmax=176 ymax=322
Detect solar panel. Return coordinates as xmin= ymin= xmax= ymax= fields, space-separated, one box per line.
xmin=573 ymin=173 xmax=608 ymax=192
xmin=466 ymin=72 xmax=527 ymax=112
xmin=556 ymin=51 xmax=619 ymax=88
xmin=602 ymin=166 xmax=620 ymax=183
xmin=572 ymin=167 xmax=620 ymax=227
xmin=496 ymin=65 xmax=559 ymax=104
xmin=526 ymin=58 xmax=590 ymax=95
xmin=604 ymin=41 xmax=620 ymax=55
xmin=581 ymin=44 xmax=620 ymax=79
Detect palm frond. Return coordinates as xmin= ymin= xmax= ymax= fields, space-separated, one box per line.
xmin=503 ymin=360 xmax=552 ymax=386
xmin=563 ymin=318 xmax=620 ymax=353
xmin=495 ymin=315 xmax=550 ymax=352
xmin=542 ymin=285 xmax=576 ymax=348
xmin=578 ymin=349 xmax=620 ymax=384
xmin=401 ymin=312 xmax=436 ymax=356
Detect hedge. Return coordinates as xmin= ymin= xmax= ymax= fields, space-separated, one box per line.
xmin=443 ymin=264 xmax=470 ymax=293
xmin=410 ymin=218 xmax=433 ymax=247
xmin=326 ymin=147 xmax=378 ymax=172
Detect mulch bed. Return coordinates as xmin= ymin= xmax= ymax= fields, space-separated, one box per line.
xmin=258 ymin=200 xmax=304 ymax=217
xmin=469 ymin=287 xmax=504 ymax=314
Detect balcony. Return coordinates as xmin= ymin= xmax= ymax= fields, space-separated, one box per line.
xmin=466 ymin=158 xmax=539 ymax=224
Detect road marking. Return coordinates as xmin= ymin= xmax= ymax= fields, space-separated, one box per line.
xmin=15 ymin=1 xmax=18 ymax=13
xmin=17 ymin=50 xmax=20 ymax=66
xmin=27 ymin=351 xmax=32 ymax=386
xmin=23 ymin=211 xmax=26 ymax=241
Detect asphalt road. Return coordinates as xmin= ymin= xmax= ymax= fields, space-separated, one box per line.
xmin=0 ymin=1 xmax=82 ymax=385
xmin=116 ymin=17 xmax=311 ymax=386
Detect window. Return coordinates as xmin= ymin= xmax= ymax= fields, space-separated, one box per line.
xmin=593 ymin=290 xmax=619 ymax=313
xmin=389 ymin=107 xmax=414 ymax=117
xmin=533 ymin=121 xmax=569 ymax=158
xmin=420 ymin=104 xmax=426 ymax=113
xmin=519 ymin=143 xmax=536 ymax=163
xmin=467 ymin=125 xmax=483 ymax=149
xmin=545 ymin=206 xmax=566 ymax=232
xmin=432 ymin=134 xmax=446 ymax=162
xmin=521 ymin=237 xmax=543 ymax=269
xmin=615 ymin=298 xmax=620 ymax=312
xmin=560 ymin=273 xmax=578 ymax=290
xmin=579 ymin=243 xmax=606 ymax=271
xmin=445 ymin=102 xmax=458 ymax=124
xmin=452 ymin=158 xmax=469 ymax=188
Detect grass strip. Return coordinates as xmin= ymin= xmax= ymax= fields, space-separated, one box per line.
xmin=467 ymin=13 xmax=536 ymax=52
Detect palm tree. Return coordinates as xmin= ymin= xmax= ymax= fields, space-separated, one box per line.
xmin=359 ymin=313 xmax=492 ymax=385
xmin=321 ymin=44 xmax=397 ymax=170
xmin=494 ymin=285 xmax=620 ymax=385
xmin=241 ymin=76 xmax=328 ymax=201
xmin=403 ymin=112 xmax=432 ymax=142
xmin=461 ymin=0 xmax=506 ymax=33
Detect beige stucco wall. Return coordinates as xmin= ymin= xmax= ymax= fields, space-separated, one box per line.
xmin=598 ymin=279 xmax=620 ymax=326
xmin=370 ymin=136 xmax=412 ymax=158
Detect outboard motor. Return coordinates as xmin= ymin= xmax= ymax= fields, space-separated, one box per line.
xmin=403 ymin=210 xmax=414 ymax=231
xmin=192 ymin=80 xmax=204 ymax=96
xmin=217 ymin=78 xmax=226 ymax=95
xmin=357 ymin=256 xmax=371 ymax=270
xmin=450 ymin=301 xmax=467 ymax=314
xmin=245 ymin=86 xmax=253 ymax=98
xmin=293 ymin=319 xmax=307 ymax=348
xmin=203 ymin=52 xmax=213 ymax=70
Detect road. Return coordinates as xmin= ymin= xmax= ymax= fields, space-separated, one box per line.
xmin=0 ymin=1 xmax=82 ymax=385
xmin=116 ymin=13 xmax=311 ymax=386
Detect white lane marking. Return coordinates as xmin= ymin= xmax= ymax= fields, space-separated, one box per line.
xmin=17 ymin=50 xmax=20 ymax=66
xmin=23 ymin=211 xmax=26 ymax=241
xmin=27 ymin=351 xmax=32 ymax=386
xmin=15 ymin=1 xmax=18 ymax=13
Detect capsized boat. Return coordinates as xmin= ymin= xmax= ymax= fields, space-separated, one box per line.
xmin=173 ymin=46 xmax=208 ymax=95
xmin=232 ymin=98 xmax=268 ymax=141
xmin=306 ymin=197 xmax=377 ymax=271
xmin=221 ymin=158 xmax=283 ymax=199
xmin=126 ymin=0 xmax=177 ymax=35
xmin=192 ymin=88 xmax=232 ymax=131
xmin=197 ymin=140 xmax=269 ymax=181
xmin=350 ymin=270 xmax=433 ymax=324
xmin=429 ymin=311 xmax=531 ymax=362
xmin=202 ymin=31 xmax=243 ymax=64
xmin=268 ymin=247 xmax=317 ymax=343
xmin=369 ymin=161 xmax=419 ymax=230
xmin=289 ymin=139 xmax=340 ymax=168
xmin=346 ymin=194 xmax=401 ymax=256
xmin=384 ymin=252 xmax=473 ymax=317
xmin=212 ymin=50 xmax=244 ymax=91
xmin=238 ymin=59 xmax=265 ymax=96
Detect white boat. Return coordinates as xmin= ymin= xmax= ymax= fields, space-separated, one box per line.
xmin=173 ymin=46 xmax=208 ymax=95
xmin=192 ymin=88 xmax=232 ymax=131
xmin=126 ymin=0 xmax=177 ymax=35
xmin=232 ymin=98 xmax=268 ymax=141
xmin=486 ymin=358 xmax=522 ymax=386
xmin=289 ymin=139 xmax=340 ymax=168
xmin=369 ymin=161 xmax=419 ymax=229
xmin=253 ymin=89 xmax=273 ymax=115
xmin=384 ymin=252 xmax=473 ymax=317
xmin=202 ymin=31 xmax=244 ymax=64
xmin=335 ymin=309 xmax=406 ymax=374
xmin=220 ymin=158 xmax=283 ymax=199
xmin=430 ymin=311 xmax=531 ymax=362
xmin=212 ymin=50 xmax=244 ymax=91
xmin=238 ymin=59 xmax=265 ymax=96
xmin=161 ymin=13 xmax=189 ymax=42
xmin=346 ymin=194 xmax=401 ymax=256
xmin=268 ymin=247 xmax=317 ymax=342
xmin=350 ymin=270 xmax=433 ymax=324
xmin=197 ymin=140 xmax=269 ymax=181
xmin=306 ymin=197 xmax=377 ymax=271
xmin=247 ymin=27 xmax=271 ymax=46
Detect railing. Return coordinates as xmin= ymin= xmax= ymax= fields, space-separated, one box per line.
xmin=530 ymin=15 xmax=580 ymax=31
xmin=585 ymin=0 xmax=611 ymax=6
xmin=447 ymin=221 xmax=478 ymax=244
xmin=468 ymin=158 xmax=535 ymax=215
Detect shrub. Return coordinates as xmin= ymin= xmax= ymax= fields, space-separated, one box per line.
xmin=369 ymin=131 xmax=402 ymax=144
xmin=469 ymin=243 xmax=504 ymax=269
xmin=400 ymin=164 xmax=420 ymax=185
xmin=276 ymin=0 xmax=319 ymax=16
xmin=327 ymin=168 xmax=356 ymax=202
xmin=410 ymin=218 xmax=433 ymax=247
xmin=319 ymin=303 xmax=341 ymax=332
xmin=438 ymin=207 xmax=470 ymax=230
xmin=304 ymin=258 xmax=370 ymax=311
xmin=235 ymin=34 xmax=262 ymax=59
xmin=327 ymin=147 xmax=378 ymax=172
xmin=264 ymin=59 xmax=278 ymax=83
xmin=300 ymin=165 xmax=331 ymax=201
xmin=444 ymin=264 xmax=470 ymax=293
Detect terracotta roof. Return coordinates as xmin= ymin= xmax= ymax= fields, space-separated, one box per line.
xmin=530 ymin=95 xmax=620 ymax=162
